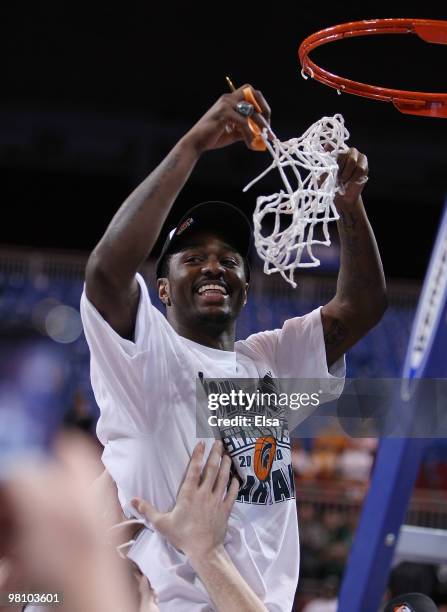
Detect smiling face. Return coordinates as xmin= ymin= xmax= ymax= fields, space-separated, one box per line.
xmin=157 ymin=230 xmax=248 ymax=340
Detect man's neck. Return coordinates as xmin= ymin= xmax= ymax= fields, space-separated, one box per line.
xmin=167 ymin=317 xmax=236 ymax=351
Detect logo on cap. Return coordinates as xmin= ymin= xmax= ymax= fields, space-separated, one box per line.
xmin=176 ymin=217 xmax=194 ymax=236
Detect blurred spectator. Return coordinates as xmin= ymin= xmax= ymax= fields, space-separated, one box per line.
xmin=383 ymin=592 xmax=437 ymax=612
xmin=311 ymin=428 xmax=347 ymax=480
xmin=298 ymin=503 xmax=329 ymax=578
xmin=384 ymin=562 xmax=438 ymax=608
xmin=310 ymin=442 xmax=339 ymax=480
xmin=320 ymin=510 xmax=351 ymax=580
xmin=336 ymin=439 xmax=375 ymax=483
xmin=416 ymin=441 xmax=447 ymax=490
xmin=301 ymin=577 xmax=339 ymax=612
xmin=292 ymin=441 xmax=317 ymax=479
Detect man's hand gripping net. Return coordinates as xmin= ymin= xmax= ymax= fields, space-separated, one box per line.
xmin=244 ymin=114 xmax=354 ymax=288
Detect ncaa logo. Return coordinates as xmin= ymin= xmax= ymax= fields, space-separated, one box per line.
xmin=254 ymin=436 xmax=277 ymax=482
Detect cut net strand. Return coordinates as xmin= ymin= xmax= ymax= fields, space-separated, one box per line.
xmin=244 ymin=114 xmax=359 ymax=288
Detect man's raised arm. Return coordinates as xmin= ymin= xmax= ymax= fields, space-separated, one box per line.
xmin=321 ymin=147 xmax=388 ymax=367
xmin=85 ymin=85 xmax=270 ymax=339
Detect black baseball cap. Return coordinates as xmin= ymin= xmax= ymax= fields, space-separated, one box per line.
xmin=155 ymin=201 xmax=252 ymax=280
xmin=383 ymin=592 xmax=438 ymax=612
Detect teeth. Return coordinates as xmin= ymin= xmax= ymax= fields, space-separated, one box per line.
xmin=197 ymin=284 xmax=227 ymax=295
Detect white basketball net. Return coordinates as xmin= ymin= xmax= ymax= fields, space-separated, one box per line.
xmin=243 ymin=114 xmax=350 ymax=288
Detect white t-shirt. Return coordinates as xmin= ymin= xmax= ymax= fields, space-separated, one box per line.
xmin=80 ymin=273 xmax=345 ymax=612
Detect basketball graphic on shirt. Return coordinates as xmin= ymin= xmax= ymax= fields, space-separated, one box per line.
xmin=254 ymin=436 xmax=277 ymax=482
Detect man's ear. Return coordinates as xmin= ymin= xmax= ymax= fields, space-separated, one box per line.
xmin=157 ymin=278 xmax=171 ymax=306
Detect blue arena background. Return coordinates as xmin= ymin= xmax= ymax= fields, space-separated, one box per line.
xmin=0 ymin=250 xmax=417 ymax=442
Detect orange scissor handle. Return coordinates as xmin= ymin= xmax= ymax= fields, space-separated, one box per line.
xmin=242 ymin=86 xmax=266 ymax=151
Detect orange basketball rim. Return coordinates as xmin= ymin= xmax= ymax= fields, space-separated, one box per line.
xmin=298 ymin=18 xmax=447 ymax=118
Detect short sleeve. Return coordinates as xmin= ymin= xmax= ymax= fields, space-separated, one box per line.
xmin=80 ymin=273 xmax=168 ymax=438
xmin=275 ymin=307 xmax=346 ymax=383
xmin=242 ymin=307 xmax=344 ymax=379
xmin=80 ymin=273 xmax=158 ymax=358
xmin=241 ymin=307 xmax=345 ymax=431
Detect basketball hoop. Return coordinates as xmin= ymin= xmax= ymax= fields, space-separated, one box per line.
xmin=298 ymin=19 xmax=447 ymax=118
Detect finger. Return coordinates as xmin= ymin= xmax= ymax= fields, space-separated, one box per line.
xmin=131 ymin=497 xmax=161 ymax=525
xmin=219 ymin=95 xmax=262 ymax=148
xmin=350 ymin=153 xmax=368 ymax=184
xmin=229 ymin=111 xmax=260 ymax=149
xmin=201 ymin=440 xmax=224 ymax=489
xmin=243 ymin=87 xmax=271 ymax=146
xmin=252 ymin=88 xmax=271 ymax=123
xmin=223 ymin=476 xmax=240 ymax=512
xmin=213 ymin=453 xmax=232 ymax=499
xmin=229 ymin=85 xmax=271 ymax=148
xmin=338 ymin=148 xmax=359 ymax=184
xmin=336 ymin=151 xmax=348 ymax=177
xmin=134 ymin=569 xmax=159 ymax=607
xmin=236 ymin=84 xmax=271 ymax=122
xmin=233 ymin=83 xmax=256 ymax=101
xmin=173 ymin=442 xmax=205 ymax=504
